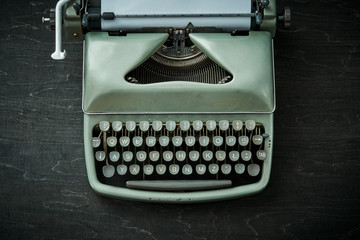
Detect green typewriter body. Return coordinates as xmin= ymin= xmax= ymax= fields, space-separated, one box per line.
xmin=46 ymin=0 xmax=290 ymax=203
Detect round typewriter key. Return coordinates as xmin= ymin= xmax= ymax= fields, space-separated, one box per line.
xmin=215 ymin=151 xmax=226 ymax=161
xmin=172 ymin=136 xmax=183 ymax=147
xmin=209 ymin=164 xmax=219 ymax=174
xmin=119 ymin=136 xmax=130 ymax=147
xmin=176 ymin=151 xmax=186 ymax=161
xmin=192 ymin=120 xmax=203 ymax=131
xmin=152 ymin=120 xmax=162 ymax=132
xmin=238 ymin=136 xmax=249 ymax=146
xmin=241 ymin=150 xmax=252 ymax=161
xmin=256 ymin=150 xmax=267 ymax=160
xmin=245 ymin=120 xmax=256 ymax=131
xmin=123 ymin=151 xmax=133 ymax=162
xmin=139 ymin=121 xmax=149 ymax=132
xmin=143 ymin=164 xmax=154 ymax=175
xmin=185 ymin=136 xmax=196 ymax=147
xmin=133 ymin=136 xmax=143 ymax=147
xmin=156 ymin=164 xmax=166 ymax=175
xmin=159 ymin=136 xmax=170 ymax=147
xmin=252 ymin=135 xmax=263 ymax=145
xmin=149 ymin=151 xmax=160 ymax=162
xmin=182 ymin=164 xmax=193 ymax=175
xmin=213 ymin=136 xmax=223 ymax=147
xmin=136 ymin=151 xmax=147 ymax=162
xmin=95 ymin=151 xmax=105 ymax=161
xmin=202 ymin=151 xmax=213 ymax=161
xmin=221 ymin=164 xmax=232 ymax=175
xmin=117 ymin=165 xmax=127 ymax=175
xmin=112 ymin=121 xmax=122 ymax=132
xmin=166 ymin=121 xmax=176 ymax=131
xmin=235 ymin=163 xmax=245 ymax=174
xmin=91 ymin=137 xmax=101 ymax=148
xmin=229 ymin=151 xmax=240 ymax=161
xmin=232 ymin=120 xmax=243 ymax=131
xmin=129 ymin=164 xmax=140 ymax=175
xmin=99 ymin=121 xmax=110 ymax=131
xmin=226 ymin=136 xmax=236 ymax=147
xmin=196 ymin=164 xmax=206 ymax=175
xmin=145 ymin=136 xmax=156 ymax=147
xmin=189 ymin=151 xmax=200 ymax=161
xmin=206 ymin=120 xmax=216 ymax=131
xmin=163 ymin=151 xmax=173 ymax=162
xmin=199 ymin=136 xmax=210 ymax=147
xmin=169 ymin=164 xmax=180 ymax=175
xmin=102 ymin=165 xmax=115 ymax=178
xmin=109 ymin=151 xmax=120 ymax=162
xmin=219 ymin=120 xmax=229 ymax=131
xmin=180 ymin=120 xmax=190 ymax=131
xmin=247 ymin=164 xmax=260 ymax=177
xmin=107 ymin=136 xmax=117 ymax=147
xmin=126 ymin=121 xmax=136 ymax=132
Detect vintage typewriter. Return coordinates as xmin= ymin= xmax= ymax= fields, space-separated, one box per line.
xmin=44 ymin=0 xmax=290 ymax=202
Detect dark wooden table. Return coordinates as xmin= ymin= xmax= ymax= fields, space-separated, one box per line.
xmin=1 ymin=1 xmax=359 ymax=239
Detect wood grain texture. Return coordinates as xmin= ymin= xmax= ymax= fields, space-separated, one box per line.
xmin=0 ymin=0 xmax=359 ymax=239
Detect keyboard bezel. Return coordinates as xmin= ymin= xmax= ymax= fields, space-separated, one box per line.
xmin=83 ymin=113 xmax=273 ymax=203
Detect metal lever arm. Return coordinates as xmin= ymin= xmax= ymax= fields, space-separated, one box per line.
xmin=51 ymin=0 xmax=71 ymax=60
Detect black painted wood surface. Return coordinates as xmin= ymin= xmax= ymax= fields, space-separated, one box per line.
xmin=1 ymin=1 xmax=359 ymax=239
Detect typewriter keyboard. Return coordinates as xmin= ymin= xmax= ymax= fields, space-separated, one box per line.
xmin=91 ymin=120 xmax=268 ymax=191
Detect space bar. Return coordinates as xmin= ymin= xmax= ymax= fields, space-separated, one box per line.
xmin=126 ymin=180 xmax=232 ymax=191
